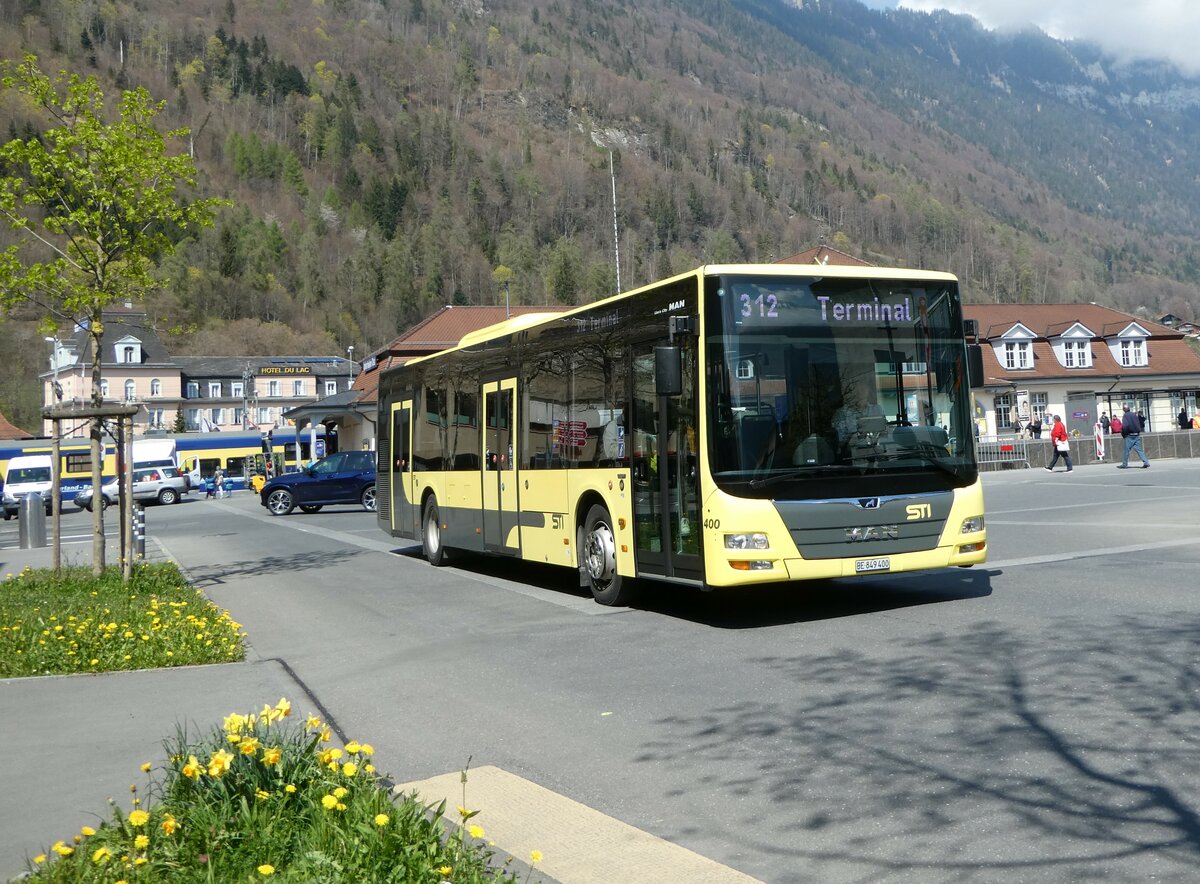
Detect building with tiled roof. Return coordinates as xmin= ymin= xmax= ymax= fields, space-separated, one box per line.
xmin=0 ymin=410 xmax=36 ymax=440
xmin=42 ymin=307 xmax=353 ymax=437
xmin=777 ymin=245 xmax=873 ymax=267
xmin=964 ymin=303 xmax=1200 ymax=437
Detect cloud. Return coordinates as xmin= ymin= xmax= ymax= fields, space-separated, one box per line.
xmin=897 ymin=1 xmax=1200 ymax=75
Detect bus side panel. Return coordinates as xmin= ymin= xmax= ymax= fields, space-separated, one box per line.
xmin=416 ymin=474 xmax=484 ymax=553
xmin=569 ymin=470 xmax=638 ymax=579
xmin=519 ymin=469 xmax=572 ymax=566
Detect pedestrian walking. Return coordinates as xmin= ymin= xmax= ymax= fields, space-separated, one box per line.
xmin=1117 ymin=404 xmax=1150 ymax=469
xmin=1100 ymin=411 xmax=1110 ymax=434
xmin=1180 ymin=408 xmax=1190 ymax=430
xmin=1044 ymin=415 xmax=1073 ymax=473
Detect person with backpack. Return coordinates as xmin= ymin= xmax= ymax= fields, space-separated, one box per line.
xmin=1117 ymin=404 xmax=1150 ymax=469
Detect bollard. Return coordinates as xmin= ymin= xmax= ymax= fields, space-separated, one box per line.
xmin=18 ymin=492 xmax=47 ymax=549
xmin=133 ymin=503 xmax=146 ymax=559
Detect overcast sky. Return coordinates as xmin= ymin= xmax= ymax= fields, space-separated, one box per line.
xmin=857 ymin=0 xmax=1200 ymax=75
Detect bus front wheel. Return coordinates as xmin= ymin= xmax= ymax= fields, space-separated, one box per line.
xmin=422 ymin=498 xmax=448 ymax=566
xmin=582 ymin=504 xmax=633 ymax=606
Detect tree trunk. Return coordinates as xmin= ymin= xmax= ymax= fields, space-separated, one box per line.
xmin=90 ymin=324 xmax=106 ymax=575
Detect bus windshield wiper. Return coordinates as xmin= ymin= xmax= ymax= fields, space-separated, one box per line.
xmin=746 ymin=464 xmax=858 ymax=488
xmin=863 ymin=449 xmax=963 ymax=478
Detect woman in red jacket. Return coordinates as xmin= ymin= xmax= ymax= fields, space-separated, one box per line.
xmin=1044 ymin=415 xmax=1073 ymax=473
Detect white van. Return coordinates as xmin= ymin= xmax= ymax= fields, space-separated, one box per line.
xmin=134 ymin=438 xmax=191 ymax=489
xmin=3 ymin=454 xmax=55 ymax=518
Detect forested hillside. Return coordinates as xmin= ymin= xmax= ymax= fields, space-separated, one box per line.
xmin=2 ymin=0 xmax=1200 ymax=429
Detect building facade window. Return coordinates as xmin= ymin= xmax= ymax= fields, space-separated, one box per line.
xmin=325 ymin=380 xmax=337 ymax=396
xmin=122 ymin=345 xmax=135 ymax=363
xmin=186 ymin=381 xmax=199 ymax=398
xmin=232 ymin=407 xmax=244 ymax=427
xmin=736 ymin=359 xmax=754 ymax=380
xmin=124 ymin=379 xmax=136 ymax=401
xmin=1064 ymin=340 xmax=1091 ymax=368
xmin=257 ymin=407 xmax=271 ymax=425
xmin=1004 ymin=341 xmax=1032 ymax=370
xmin=147 ymin=408 xmax=164 ymax=428
xmin=186 ymin=408 xmax=199 ymax=430
xmin=211 ymin=408 xmax=224 ymax=425
xmin=1120 ymin=339 xmax=1146 ymax=367
xmin=1032 ymin=392 xmax=1048 ymax=424
xmin=292 ymin=379 xmax=305 ymax=396
xmin=150 ymin=378 xmax=162 ymax=397
xmin=100 ymin=379 xmax=110 ymax=399
xmin=208 ymin=381 xmax=222 ymax=397
xmin=268 ymin=381 xmax=280 ymax=397
xmin=994 ymin=392 xmax=1015 ymax=430
xmin=232 ymin=381 xmax=244 ymax=398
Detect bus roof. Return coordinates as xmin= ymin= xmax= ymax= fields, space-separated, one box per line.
xmin=395 ymin=263 xmax=960 ymax=369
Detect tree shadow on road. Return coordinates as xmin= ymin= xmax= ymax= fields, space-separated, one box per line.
xmin=639 ymin=616 xmax=1200 ymax=880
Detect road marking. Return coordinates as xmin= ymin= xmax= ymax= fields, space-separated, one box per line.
xmin=395 ymin=765 xmax=761 ymax=884
xmin=985 ymin=536 xmax=1200 ymax=570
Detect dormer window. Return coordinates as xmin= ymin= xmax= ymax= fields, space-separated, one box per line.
xmin=1063 ymin=340 xmax=1091 ymax=368
xmin=1120 ymin=339 xmax=1146 ymax=367
xmin=1004 ymin=341 xmax=1032 ymax=370
xmin=114 ymin=336 xmax=142 ymax=364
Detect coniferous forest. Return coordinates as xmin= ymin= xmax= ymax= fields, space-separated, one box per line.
xmin=3 ymin=0 xmax=1200 ymax=429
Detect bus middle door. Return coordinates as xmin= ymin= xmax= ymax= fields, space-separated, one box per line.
xmin=482 ymin=379 xmax=519 ymax=554
xmin=388 ymin=400 xmax=418 ymax=539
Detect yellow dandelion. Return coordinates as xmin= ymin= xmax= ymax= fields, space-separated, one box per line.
xmin=333 ymin=786 xmax=349 ymax=799
xmin=360 ymin=743 xmax=375 ymax=756
xmin=342 ymin=762 xmax=358 ymax=777
xmin=256 ymin=788 xmax=271 ymax=800
xmin=374 ymin=813 xmax=390 ymax=826
xmin=321 ymin=794 xmax=338 ymax=810
xmin=140 ymin=762 xmax=152 ymax=773
xmin=345 ymin=740 xmax=361 ymax=754
xmin=258 ymin=864 xmax=276 ymax=876
xmin=530 ymin=850 xmax=543 ymax=863
xmin=92 ymin=845 xmax=113 ymax=864
xmin=128 ymin=809 xmax=150 ymax=827
xmin=51 ymin=841 xmax=73 ymax=857
xmin=161 ymin=814 xmax=179 ymax=836
xmin=33 ymin=854 xmax=46 ymax=864
xmin=134 ymin=834 xmax=149 ymax=849
xmin=438 ymin=866 xmax=452 ymax=876
xmin=457 ymin=805 xmax=473 ymax=818
xmin=80 ymin=826 xmax=96 ymax=837
xmin=468 ymin=824 xmax=485 ymax=839
xmin=284 ymin=784 xmax=297 ymax=794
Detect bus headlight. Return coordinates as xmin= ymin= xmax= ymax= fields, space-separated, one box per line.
xmin=960 ymin=515 xmax=985 ymax=534
xmin=725 ymin=533 xmax=769 ymax=550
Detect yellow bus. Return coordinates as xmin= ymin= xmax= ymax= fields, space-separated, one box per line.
xmin=376 ymin=264 xmax=987 ymax=604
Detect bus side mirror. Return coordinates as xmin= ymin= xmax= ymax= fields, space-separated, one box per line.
xmin=967 ymin=344 xmax=984 ymax=388
xmin=655 ymin=345 xmax=682 ymax=397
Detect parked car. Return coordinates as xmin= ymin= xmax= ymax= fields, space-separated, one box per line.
xmin=75 ymin=466 xmax=189 ymax=511
xmin=259 ymin=450 xmax=376 ymax=516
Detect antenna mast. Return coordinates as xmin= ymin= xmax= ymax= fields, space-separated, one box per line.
xmin=610 ymin=151 xmax=621 ymax=294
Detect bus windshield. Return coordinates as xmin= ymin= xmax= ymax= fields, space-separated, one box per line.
xmin=705 ymin=274 xmax=978 ymax=497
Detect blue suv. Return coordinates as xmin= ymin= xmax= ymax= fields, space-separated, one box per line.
xmin=259 ymin=451 xmax=377 ymax=516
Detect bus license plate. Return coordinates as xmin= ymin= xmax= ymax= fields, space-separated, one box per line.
xmin=855 ymin=557 xmax=891 ymax=573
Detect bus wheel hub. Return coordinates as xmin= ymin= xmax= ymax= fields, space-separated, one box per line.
xmin=584 ymin=523 xmax=616 ymax=584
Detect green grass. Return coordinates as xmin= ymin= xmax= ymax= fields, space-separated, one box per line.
xmin=0 ymin=563 xmax=245 ymax=678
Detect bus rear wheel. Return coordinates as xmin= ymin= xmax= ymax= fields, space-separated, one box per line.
xmin=422 ymin=497 xmax=448 ymax=566
xmin=582 ymin=504 xmax=633 ymax=606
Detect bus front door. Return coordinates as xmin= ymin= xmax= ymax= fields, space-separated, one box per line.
xmin=389 ymin=400 xmax=418 ymax=539
xmin=482 ymin=379 xmax=519 ymax=554
xmin=632 ymin=341 xmax=702 ymax=581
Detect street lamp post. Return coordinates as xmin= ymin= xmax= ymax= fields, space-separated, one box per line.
xmin=347 ymin=345 xmax=355 ymax=388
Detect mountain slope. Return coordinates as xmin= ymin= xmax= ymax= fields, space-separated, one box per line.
xmin=1 ymin=0 xmax=1199 ymax=429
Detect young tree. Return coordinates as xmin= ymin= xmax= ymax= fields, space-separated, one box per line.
xmin=0 ymin=55 xmax=225 ymax=572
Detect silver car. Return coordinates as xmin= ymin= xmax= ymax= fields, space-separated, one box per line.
xmin=75 ymin=466 xmax=189 ymax=511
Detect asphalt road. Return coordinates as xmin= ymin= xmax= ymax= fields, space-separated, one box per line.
xmin=122 ymin=460 xmax=1200 ymax=882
